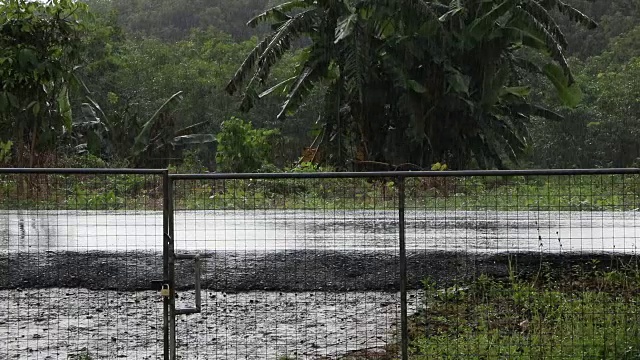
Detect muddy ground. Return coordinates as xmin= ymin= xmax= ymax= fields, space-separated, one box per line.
xmin=0 ymin=250 xmax=632 ymax=359
xmin=0 ymin=288 xmax=422 ymax=359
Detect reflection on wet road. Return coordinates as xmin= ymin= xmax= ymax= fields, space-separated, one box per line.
xmin=1 ymin=210 xmax=639 ymax=253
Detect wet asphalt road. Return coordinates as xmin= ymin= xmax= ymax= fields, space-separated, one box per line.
xmin=1 ymin=209 xmax=639 ymax=291
xmin=2 ymin=209 xmax=639 ymax=253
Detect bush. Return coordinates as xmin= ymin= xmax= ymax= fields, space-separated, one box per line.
xmin=215 ymin=117 xmax=279 ymax=173
xmin=0 ymin=140 xmax=12 ymax=165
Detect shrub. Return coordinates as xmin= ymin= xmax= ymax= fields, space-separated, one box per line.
xmin=215 ymin=117 xmax=279 ymax=173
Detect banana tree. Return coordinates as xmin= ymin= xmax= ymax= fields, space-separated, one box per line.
xmin=227 ymin=0 xmax=597 ymax=169
xmin=75 ymin=91 xmax=215 ymax=166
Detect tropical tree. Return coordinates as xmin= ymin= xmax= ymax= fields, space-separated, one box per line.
xmin=75 ymin=91 xmax=216 ymax=167
xmin=226 ymin=0 xmax=597 ymax=169
xmin=529 ymin=25 xmax=640 ymax=168
xmin=0 ymin=0 xmax=87 ymax=167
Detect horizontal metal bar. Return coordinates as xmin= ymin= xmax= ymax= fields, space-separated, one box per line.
xmin=170 ymin=168 xmax=640 ymax=180
xmin=174 ymin=254 xmax=200 ymax=260
xmin=175 ymin=308 xmax=200 ymax=315
xmin=0 ymin=168 xmax=166 ymax=175
xmin=2 ymin=167 xmax=638 ymax=178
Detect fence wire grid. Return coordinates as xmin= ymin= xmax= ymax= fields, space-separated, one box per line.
xmin=0 ymin=170 xmax=166 ymax=360
xmin=2 ymin=168 xmax=640 ymax=359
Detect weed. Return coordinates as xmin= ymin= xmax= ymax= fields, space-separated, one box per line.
xmin=67 ymin=350 xmax=93 ymax=360
xmin=2 ymin=173 xmax=639 ymax=211
xmin=408 ymin=261 xmax=640 ymax=359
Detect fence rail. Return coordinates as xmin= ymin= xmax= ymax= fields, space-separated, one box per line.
xmin=2 ymin=168 xmax=640 ymax=359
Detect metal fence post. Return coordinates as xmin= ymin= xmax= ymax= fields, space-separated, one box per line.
xmin=398 ymin=176 xmax=408 ymax=360
xmin=168 ymin=175 xmax=177 ymax=360
xmin=162 ymin=170 xmax=170 ymax=360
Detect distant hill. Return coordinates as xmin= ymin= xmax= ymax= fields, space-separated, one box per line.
xmin=84 ymin=0 xmax=282 ymax=41
xmin=86 ymin=0 xmax=637 ymax=58
xmin=561 ymin=0 xmax=639 ymax=58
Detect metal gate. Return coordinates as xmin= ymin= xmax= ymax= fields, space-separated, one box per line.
xmin=0 ymin=168 xmax=169 ymax=359
xmin=162 ymin=172 xmax=206 ymax=360
xmin=3 ymin=168 xmax=640 ymax=359
xmin=164 ymin=168 xmax=640 ymax=359
xmin=0 ymin=168 xmax=198 ymax=359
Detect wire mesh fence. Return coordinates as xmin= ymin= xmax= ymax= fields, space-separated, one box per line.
xmin=171 ymin=176 xmax=401 ymax=359
xmin=0 ymin=169 xmax=166 ymax=359
xmin=171 ymin=170 xmax=640 ymax=359
xmin=2 ymin=169 xmax=640 ymax=359
xmin=404 ymin=172 xmax=640 ymax=359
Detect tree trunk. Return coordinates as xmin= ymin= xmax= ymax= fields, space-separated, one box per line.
xmin=15 ymin=125 xmax=25 ymax=198
xmin=29 ymin=128 xmax=38 ymax=168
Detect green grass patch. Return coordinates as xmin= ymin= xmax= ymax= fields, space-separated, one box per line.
xmin=1 ymin=173 xmax=639 ymax=211
xmin=408 ymin=260 xmax=640 ymax=359
xmin=173 ymin=174 xmax=640 ymax=211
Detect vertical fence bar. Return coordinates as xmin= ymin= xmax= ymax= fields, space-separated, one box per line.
xmin=398 ymin=176 xmax=408 ymax=360
xmin=162 ymin=170 xmax=170 ymax=360
xmin=167 ymin=175 xmax=177 ymax=360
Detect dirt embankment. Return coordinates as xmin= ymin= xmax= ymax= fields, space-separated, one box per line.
xmin=0 ymin=250 xmax=632 ymax=291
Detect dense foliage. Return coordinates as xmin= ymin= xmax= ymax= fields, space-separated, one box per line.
xmin=0 ymin=0 xmax=638 ymax=170
xmin=227 ymin=0 xmax=597 ymax=169
xmin=0 ymin=0 xmax=87 ymax=167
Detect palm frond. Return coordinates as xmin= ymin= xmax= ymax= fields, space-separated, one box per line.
xmin=255 ymin=9 xmax=318 ymax=84
xmin=225 ymin=35 xmax=273 ymax=95
xmin=175 ymin=120 xmax=209 ymax=137
xmin=493 ymin=118 xmax=526 ymax=163
xmin=132 ymin=91 xmax=184 ymax=156
xmin=542 ymin=62 xmax=582 ymax=106
xmin=507 ymin=103 xmax=564 ymax=121
xmin=258 ymin=76 xmax=296 ymax=99
xmin=239 ymin=86 xmax=259 ymax=112
xmin=537 ymin=0 xmax=597 ymax=29
xmin=521 ymin=0 xmax=567 ymax=49
xmin=230 ymin=8 xmax=319 ymax=110
xmin=512 ymin=6 xmax=573 ymax=83
xmin=246 ymin=0 xmax=309 ymax=28
xmin=278 ymin=66 xmax=321 ymax=119
xmin=339 ymin=20 xmax=369 ymax=103
xmin=468 ymin=0 xmax=515 ymax=40
xmin=335 ymin=13 xmax=358 ymax=44
xmin=278 ymin=43 xmax=333 ymax=118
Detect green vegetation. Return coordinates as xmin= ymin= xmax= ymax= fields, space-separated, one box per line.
xmin=0 ymin=0 xmax=87 ymax=168
xmin=215 ymin=117 xmax=280 ymax=173
xmin=1 ymin=173 xmax=638 ymax=211
xmin=228 ymin=0 xmax=594 ymax=169
xmin=407 ymin=260 xmax=640 ymax=359
xmin=276 ymin=260 xmax=640 ymax=359
xmin=67 ymin=350 xmax=94 ymax=360
xmin=175 ymin=174 xmax=640 ymax=211
xmin=0 ymin=0 xmax=638 ymax=172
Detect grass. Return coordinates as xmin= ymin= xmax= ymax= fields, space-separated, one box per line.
xmin=0 ymin=173 xmax=163 ymax=210
xmin=406 ymin=259 xmax=640 ymax=359
xmin=1 ymin=173 xmax=639 ymax=211
xmin=67 ymin=350 xmax=93 ymax=359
